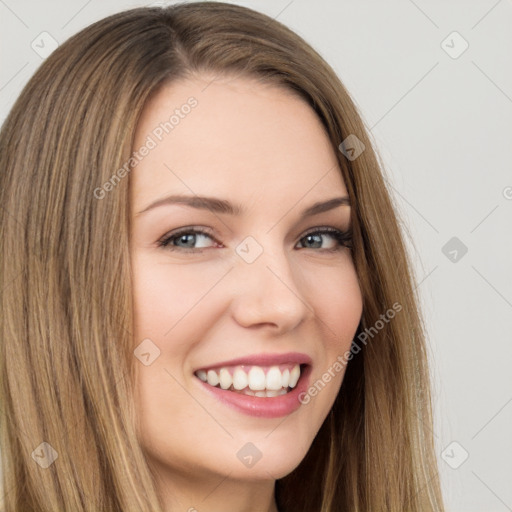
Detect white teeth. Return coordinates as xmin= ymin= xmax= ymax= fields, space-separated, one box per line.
xmin=206 ymin=369 xmax=219 ymax=387
xmin=281 ymin=369 xmax=290 ymax=388
xmin=196 ymin=363 xmax=303 ymax=394
xmin=232 ymin=368 xmax=248 ymax=390
xmin=219 ymin=368 xmax=232 ymax=390
xmin=248 ymin=366 xmax=266 ymax=391
xmin=289 ymin=365 xmax=300 ymax=388
xmin=266 ymin=366 xmax=283 ymax=390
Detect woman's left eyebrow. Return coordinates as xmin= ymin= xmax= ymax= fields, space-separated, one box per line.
xmin=136 ymin=194 xmax=350 ymax=219
xmin=299 ymin=197 xmax=350 ymax=219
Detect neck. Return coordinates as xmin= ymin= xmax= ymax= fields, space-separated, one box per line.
xmin=155 ymin=467 xmax=279 ymax=512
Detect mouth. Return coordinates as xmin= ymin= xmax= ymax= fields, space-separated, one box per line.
xmin=194 ymin=363 xmax=305 ymax=398
xmin=192 ymin=354 xmax=312 ymax=418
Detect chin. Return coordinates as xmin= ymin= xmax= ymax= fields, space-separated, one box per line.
xmin=225 ymin=429 xmax=314 ymax=480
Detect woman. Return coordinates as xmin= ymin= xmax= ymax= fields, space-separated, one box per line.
xmin=0 ymin=2 xmax=445 ymax=511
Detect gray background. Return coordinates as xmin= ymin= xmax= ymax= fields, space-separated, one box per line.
xmin=1 ymin=1 xmax=511 ymax=510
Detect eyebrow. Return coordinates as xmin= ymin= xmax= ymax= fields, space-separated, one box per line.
xmin=136 ymin=194 xmax=350 ymax=220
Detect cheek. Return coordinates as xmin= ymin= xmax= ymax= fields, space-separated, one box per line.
xmin=329 ymin=274 xmax=362 ymax=347
xmin=131 ymin=252 xmax=217 ymax=340
xmin=304 ymin=259 xmax=362 ymax=405
xmin=306 ymin=257 xmax=363 ymax=347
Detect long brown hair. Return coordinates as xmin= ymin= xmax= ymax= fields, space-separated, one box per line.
xmin=0 ymin=3 xmax=444 ymax=510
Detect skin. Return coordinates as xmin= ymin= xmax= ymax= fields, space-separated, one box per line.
xmin=130 ymin=74 xmax=363 ymax=512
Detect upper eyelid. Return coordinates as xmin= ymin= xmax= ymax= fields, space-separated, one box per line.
xmin=158 ymin=225 xmax=350 ymax=247
xmin=161 ymin=225 xmax=347 ymax=238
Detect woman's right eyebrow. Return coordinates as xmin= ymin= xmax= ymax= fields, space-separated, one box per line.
xmin=136 ymin=194 xmax=350 ymax=219
xmin=136 ymin=194 xmax=242 ymax=216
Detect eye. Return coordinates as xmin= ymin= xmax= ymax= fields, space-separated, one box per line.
xmin=156 ymin=226 xmax=352 ymax=253
xmin=157 ymin=227 xmax=218 ymax=252
xmin=297 ymin=227 xmax=352 ymax=252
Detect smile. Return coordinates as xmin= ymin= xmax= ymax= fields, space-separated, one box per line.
xmin=193 ymin=353 xmax=313 ymax=418
xmin=194 ymin=363 xmax=302 ymax=397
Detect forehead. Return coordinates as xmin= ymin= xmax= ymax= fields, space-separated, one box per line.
xmin=130 ymin=76 xmax=348 ymax=211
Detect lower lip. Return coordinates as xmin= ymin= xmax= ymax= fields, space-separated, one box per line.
xmin=196 ymin=365 xmax=312 ymax=418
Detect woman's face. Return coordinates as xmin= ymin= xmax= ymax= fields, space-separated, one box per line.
xmin=130 ymin=75 xmax=362 ymax=490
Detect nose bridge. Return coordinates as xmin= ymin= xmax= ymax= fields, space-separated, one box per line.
xmin=230 ymin=234 xmax=311 ymax=329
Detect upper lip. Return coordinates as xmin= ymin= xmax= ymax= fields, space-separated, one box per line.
xmin=194 ymin=352 xmax=312 ymax=371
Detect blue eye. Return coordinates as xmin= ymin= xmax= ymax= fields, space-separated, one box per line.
xmin=298 ymin=227 xmax=352 ymax=251
xmin=157 ymin=226 xmax=352 ymax=253
xmin=158 ymin=229 xmax=218 ymax=251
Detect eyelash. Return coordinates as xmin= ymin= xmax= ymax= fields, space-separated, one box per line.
xmin=156 ymin=226 xmax=352 ymax=253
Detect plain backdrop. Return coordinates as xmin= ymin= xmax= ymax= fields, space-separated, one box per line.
xmin=1 ymin=1 xmax=511 ymax=511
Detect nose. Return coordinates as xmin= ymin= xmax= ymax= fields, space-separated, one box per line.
xmin=229 ymin=242 xmax=312 ymax=333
